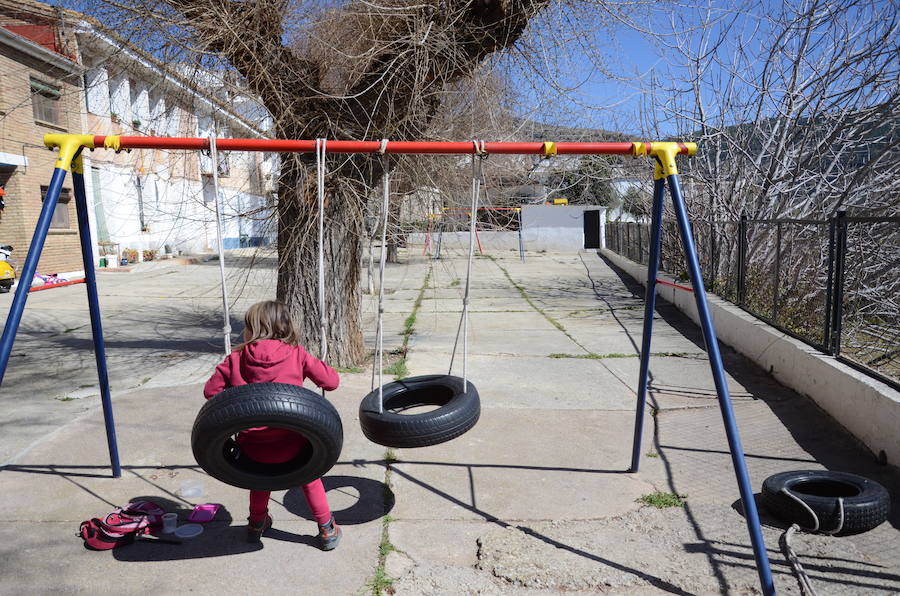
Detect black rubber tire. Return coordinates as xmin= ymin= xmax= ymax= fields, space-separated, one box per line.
xmin=192 ymin=383 xmax=343 ymax=491
xmin=761 ymin=470 xmax=890 ymax=535
xmin=359 ymin=374 xmax=480 ymax=448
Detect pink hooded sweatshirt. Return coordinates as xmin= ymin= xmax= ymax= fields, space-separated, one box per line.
xmin=203 ymin=339 xmax=340 ymax=462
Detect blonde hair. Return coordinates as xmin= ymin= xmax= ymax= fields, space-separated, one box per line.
xmin=235 ymin=300 xmax=301 ymax=351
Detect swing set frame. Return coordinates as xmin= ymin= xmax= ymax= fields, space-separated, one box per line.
xmin=0 ymin=133 xmax=775 ymax=595
xmin=424 ymin=207 xmax=525 ymax=261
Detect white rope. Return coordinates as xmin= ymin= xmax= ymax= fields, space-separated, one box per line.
xmin=778 ymin=488 xmax=846 ymax=596
xmin=316 ymin=139 xmax=328 ymax=364
xmin=781 ymin=524 xmax=819 ymax=596
xmin=374 ymin=149 xmax=391 ymax=414
xmin=448 ymin=142 xmax=484 ymax=390
xmin=209 ymin=133 xmax=232 ymax=355
xmin=315 ymin=139 xmax=329 ymax=399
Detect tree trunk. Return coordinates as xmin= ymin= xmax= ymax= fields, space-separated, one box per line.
xmin=275 ymin=157 xmax=366 ymax=367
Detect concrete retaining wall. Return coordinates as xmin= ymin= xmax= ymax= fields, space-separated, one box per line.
xmin=409 ymin=231 xmax=523 ymax=252
xmin=601 ymin=248 xmax=900 ymax=467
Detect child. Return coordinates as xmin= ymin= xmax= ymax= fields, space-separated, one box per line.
xmin=203 ymin=300 xmax=342 ymax=550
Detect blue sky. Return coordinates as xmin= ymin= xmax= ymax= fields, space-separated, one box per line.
xmin=55 ymin=1 xmax=895 ymax=139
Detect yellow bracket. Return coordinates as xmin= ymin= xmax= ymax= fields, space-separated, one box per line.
xmin=632 ymin=141 xmax=698 ymax=180
xmin=542 ymin=142 xmax=557 ymax=157
xmin=72 ymin=153 xmax=85 ymax=175
xmin=44 ymin=134 xmax=96 ymax=172
xmin=103 ymin=135 xmax=122 ymax=151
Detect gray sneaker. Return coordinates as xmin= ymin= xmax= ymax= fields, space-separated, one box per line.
xmin=246 ymin=515 xmax=272 ymax=543
xmin=318 ymin=518 xmax=342 ymax=551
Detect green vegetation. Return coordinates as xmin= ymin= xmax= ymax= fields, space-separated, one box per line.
xmin=382 ymin=359 xmax=409 ymax=379
xmin=367 ymin=566 xmax=395 ymax=596
xmin=645 ymin=451 xmax=660 ymax=458
xmin=379 ymin=267 xmax=431 ymax=381
xmin=636 ymin=492 xmax=686 ymax=508
xmin=552 ymin=155 xmax=616 ymax=206
xmin=368 ymin=449 xmax=400 ymax=595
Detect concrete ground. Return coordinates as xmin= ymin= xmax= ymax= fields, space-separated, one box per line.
xmin=0 ymin=249 xmax=897 ymax=594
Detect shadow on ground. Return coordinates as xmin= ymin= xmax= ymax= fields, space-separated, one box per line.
xmin=284 ymin=475 xmax=394 ymax=524
xmin=597 ymin=251 xmax=900 ymax=588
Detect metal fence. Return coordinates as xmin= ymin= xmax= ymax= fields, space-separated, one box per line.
xmin=606 ymin=212 xmax=900 ymax=389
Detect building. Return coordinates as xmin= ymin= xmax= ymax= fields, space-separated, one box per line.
xmin=77 ymin=26 xmax=277 ymax=259
xmin=0 ymin=0 xmax=86 ymax=277
xmin=0 ymin=0 xmax=276 ymax=284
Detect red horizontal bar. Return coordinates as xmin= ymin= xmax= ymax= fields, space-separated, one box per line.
xmin=556 ymin=142 xmax=635 ymax=155
xmin=656 ymin=279 xmax=693 ymax=293
xmin=29 ymin=278 xmax=86 ymax=292
xmin=91 ymin=136 xmax=651 ymax=156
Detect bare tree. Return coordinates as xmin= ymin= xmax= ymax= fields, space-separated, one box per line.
xmin=631 ymin=0 xmax=899 ymax=379
xmin=86 ymin=0 xmax=564 ymax=365
xmin=640 ymin=0 xmax=898 ymax=220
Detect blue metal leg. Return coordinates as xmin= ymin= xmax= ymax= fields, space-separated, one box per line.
xmin=629 ymin=179 xmax=666 ymax=473
xmin=0 ymin=168 xmax=68 ymax=384
xmin=666 ymin=173 xmax=775 ymax=595
xmin=73 ymin=169 xmax=121 ymax=478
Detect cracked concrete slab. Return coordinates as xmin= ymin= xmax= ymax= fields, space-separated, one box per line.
xmin=2 ymin=250 xmax=897 ymax=595
xmin=403 ymin=353 xmax=636 ymax=410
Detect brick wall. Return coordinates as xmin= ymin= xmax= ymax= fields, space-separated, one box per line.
xmin=0 ymin=43 xmax=85 ymax=276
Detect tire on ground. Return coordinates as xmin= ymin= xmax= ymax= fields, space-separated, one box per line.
xmin=192 ymin=383 xmax=343 ymax=491
xmin=761 ymin=470 xmax=890 ymax=535
xmin=359 ymin=374 xmax=480 ymax=448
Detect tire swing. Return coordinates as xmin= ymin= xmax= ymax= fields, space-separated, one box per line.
xmin=761 ymin=470 xmax=890 ymax=536
xmin=192 ymin=383 xmax=343 ymax=491
xmin=359 ymin=141 xmax=483 ymax=448
xmin=192 ymin=139 xmax=343 ymax=491
xmin=761 ymin=470 xmax=890 ymax=595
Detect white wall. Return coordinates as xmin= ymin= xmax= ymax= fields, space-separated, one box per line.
xmin=95 ymin=165 xmax=213 ymax=255
xmin=408 ymin=205 xmax=608 ymax=253
xmin=84 ymin=66 xmax=110 ymax=115
xmin=521 ymin=205 xmax=607 ymax=251
xmin=410 ymin=231 xmax=523 ymax=252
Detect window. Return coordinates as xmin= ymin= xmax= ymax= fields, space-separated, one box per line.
xmin=217 ymin=123 xmax=230 ymax=177
xmin=31 ymin=78 xmax=61 ymax=124
xmin=217 ymin=150 xmax=230 ymax=177
xmin=41 ymin=185 xmax=72 ymax=229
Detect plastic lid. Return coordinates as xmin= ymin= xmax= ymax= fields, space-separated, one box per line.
xmin=174 ymin=523 xmax=204 ymax=539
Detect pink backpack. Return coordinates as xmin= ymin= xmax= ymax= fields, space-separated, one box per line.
xmin=78 ymin=500 xmax=165 ymax=550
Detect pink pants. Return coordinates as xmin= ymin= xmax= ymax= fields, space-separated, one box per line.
xmin=239 ymin=430 xmax=332 ymax=526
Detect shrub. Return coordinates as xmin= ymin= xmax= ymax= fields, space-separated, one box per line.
xmin=142 ymin=249 xmax=157 ymax=262
xmin=121 ymin=248 xmax=139 ymax=263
